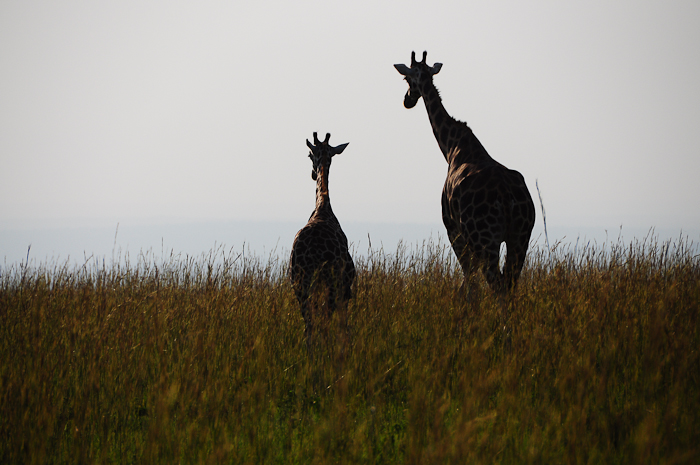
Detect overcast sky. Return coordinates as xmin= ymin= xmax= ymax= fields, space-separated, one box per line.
xmin=2 ymin=0 xmax=699 ymax=262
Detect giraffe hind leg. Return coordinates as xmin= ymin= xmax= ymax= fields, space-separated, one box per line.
xmin=503 ymin=237 xmax=529 ymax=292
xmin=480 ymin=243 xmax=505 ymax=295
xmin=498 ymin=238 xmax=530 ymax=346
xmin=294 ymin=278 xmax=316 ymax=351
xmin=299 ymin=297 xmax=315 ymax=348
xmin=459 ymin=242 xmax=503 ymax=295
xmin=454 ymin=248 xmax=486 ymax=309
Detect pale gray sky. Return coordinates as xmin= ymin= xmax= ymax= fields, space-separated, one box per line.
xmin=2 ymin=1 xmax=699 ymax=262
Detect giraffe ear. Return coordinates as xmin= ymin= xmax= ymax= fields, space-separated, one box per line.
xmin=431 ymin=63 xmax=443 ymax=75
xmin=306 ymin=139 xmax=314 ymax=150
xmin=332 ymin=143 xmax=349 ymax=155
xmin=394 ymin=64 xmax=412 ymax=76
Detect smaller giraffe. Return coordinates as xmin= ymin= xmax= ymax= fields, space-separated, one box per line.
xmin=289 ymin=132 xmax=355 ymax=348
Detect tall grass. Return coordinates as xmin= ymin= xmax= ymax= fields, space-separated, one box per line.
xmin=1 ymin=236 xmax=698 ymax=464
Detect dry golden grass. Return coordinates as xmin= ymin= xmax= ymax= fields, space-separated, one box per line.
xmin=1 ymin=236 xmax=698 ymax=464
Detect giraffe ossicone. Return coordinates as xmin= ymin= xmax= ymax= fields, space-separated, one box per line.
xmin=289 ymin=132 xmax=355 ymax=349
xmin=395 ymin=51 xmax=536 ymax=294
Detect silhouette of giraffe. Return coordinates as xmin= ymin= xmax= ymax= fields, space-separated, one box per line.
xmin=289 ymin=132 xmax=355 ymax=346
xmin=395 ymin=51 xmax=535 ymax=294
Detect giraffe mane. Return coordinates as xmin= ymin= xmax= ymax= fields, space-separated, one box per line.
xmin=431 ymin=80 xmax=470 ymax=129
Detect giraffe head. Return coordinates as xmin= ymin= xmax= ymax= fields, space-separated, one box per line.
xmin=306 ymin=132 xmax=349 ymax=181
xmin=394 ymin=51 xmax=443 ymax=109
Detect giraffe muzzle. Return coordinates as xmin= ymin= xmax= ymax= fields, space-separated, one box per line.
xmin=404 ymin=90 xmax=420 ymax=109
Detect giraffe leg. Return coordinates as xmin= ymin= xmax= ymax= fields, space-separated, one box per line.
xmin=327 ymin=279 xmax=337 ymax=320
xmin=481 ymin=242 xmax=504 ymax=295
xmin=338 ymin=262 xmax=355 ymax=343
xmin=454 ymin=248 xmax=484 ymax=309
xmin=319 ymin=280 xmax=336 ymax=350
xmin=295 ymin=278 xmax=316 ymax=352
xmin=291 ymin=263 xmax=315 ymax=352
xmin=332 ymin=297 xmax=350 ymax=366
xmin=495 ymin=238 xmax=527 ymax=343
xmin=447 ymin=231 xmax=471 ymax=294
xmin=300 ymin=300 xmax=315 ymax=352
xmin=479 ymin=236 xmax=527 ymax=349
xmin=503 ymin=236 xmax=529 ymax=293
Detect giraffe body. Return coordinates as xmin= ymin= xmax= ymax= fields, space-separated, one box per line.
xmin=395 ymin=52 xmax=535 ymax=293
xmin=289 ymin=133 xmax=355 ymax=343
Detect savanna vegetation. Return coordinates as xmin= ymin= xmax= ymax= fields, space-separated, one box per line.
xmin=1 ymin=235 xmax=698 ymax=464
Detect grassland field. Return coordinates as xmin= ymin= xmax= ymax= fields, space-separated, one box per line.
xmin=1 ymin=235 xmax=698 ymax=464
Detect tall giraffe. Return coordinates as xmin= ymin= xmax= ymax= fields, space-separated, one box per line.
xmin=289 ymin=132 xmax=356 ymax=346
xmin=395 ymin=51 xmax=535 ymax=294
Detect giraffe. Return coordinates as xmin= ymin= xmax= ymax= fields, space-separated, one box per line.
xmin=395 ymin=51 xmax=535 ymax=295
xmin=289 ymin=132 xmax=356 ymax=348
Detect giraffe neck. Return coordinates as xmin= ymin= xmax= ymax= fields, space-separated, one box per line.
xmin=421 ymin=79 xmax=493 ymax=166
xmin=313 ymin=165 xmax=334 ymax=218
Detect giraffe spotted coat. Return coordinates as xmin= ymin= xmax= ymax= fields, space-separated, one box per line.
xmin=395 ymin=51 xmax=535 ymax=293
xmin=289 ymin=132 xmax=355 ymax=340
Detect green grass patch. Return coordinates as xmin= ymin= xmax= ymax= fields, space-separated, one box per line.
xmin=1 ymin=237 xmax=698 ymax=463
